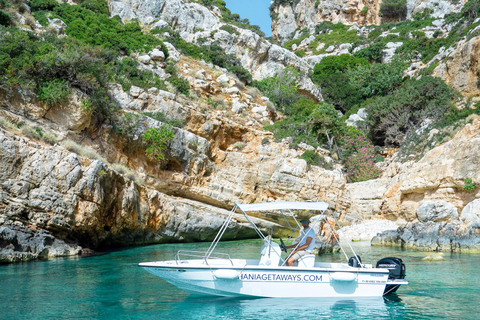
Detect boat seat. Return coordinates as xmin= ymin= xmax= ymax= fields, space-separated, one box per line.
xmin=296 ymin=254 xmax=315 ymax=268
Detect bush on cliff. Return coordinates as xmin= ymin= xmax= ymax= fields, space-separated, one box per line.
xmin=312 ymin=54 xmax=368 ymax=112
xmin=347 ymin=59 xmax=406 ymax=100
xmin=0 ymin=28 xmax=116 ymax=114
xmin=0 ymin=9 xmax=11 ymax=26
xmin=379 ymin=0 xmax=407 ymax=19
xmin=252 ymin=67 xmax=301 ymax=114
xmin=163 ymin=31 xmax=252 ymax=84
xmin=32 ymin=0 xmax=168 ymax=57
xmin=365 ymin=76 xmax=457 ymax=147
xmin=143 ymin=125 xmax=175 ymax=160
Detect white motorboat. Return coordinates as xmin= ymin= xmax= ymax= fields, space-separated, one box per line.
xmin=139 ymin=201 xmax=408 ymax=298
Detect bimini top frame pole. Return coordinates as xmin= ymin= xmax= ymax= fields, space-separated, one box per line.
xmin=204 ymin=205 xmax=238 ymax=260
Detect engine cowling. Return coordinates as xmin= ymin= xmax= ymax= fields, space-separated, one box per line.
xmin=376 ymin=257 xmax=406 ymax=294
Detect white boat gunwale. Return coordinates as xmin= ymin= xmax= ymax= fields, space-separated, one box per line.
xmin=139 ymin=266 xmax=390 ymax=275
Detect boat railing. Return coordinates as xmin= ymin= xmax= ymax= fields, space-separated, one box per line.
xmin=175 ymin=250 xmax=234 ymax=266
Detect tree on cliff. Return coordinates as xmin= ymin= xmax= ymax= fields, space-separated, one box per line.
xmin=379 ymin=0 xmax=407 ymax=20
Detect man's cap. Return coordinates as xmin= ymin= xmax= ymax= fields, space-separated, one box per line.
xmin=300 ymin=219 xmax=309 ymax=223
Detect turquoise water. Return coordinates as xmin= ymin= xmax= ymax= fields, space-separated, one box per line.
xmin=1 ymin=240 xmax=479 ymax=319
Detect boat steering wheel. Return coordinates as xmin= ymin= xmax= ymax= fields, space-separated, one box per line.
xmin=279 ymin=238 xmax=287 ymax=253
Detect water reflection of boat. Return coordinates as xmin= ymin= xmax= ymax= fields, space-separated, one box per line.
xmin=139 ymin=201 xmax=408 ymax=298
xmin=172 ymin=296 xmax=393 ymax=319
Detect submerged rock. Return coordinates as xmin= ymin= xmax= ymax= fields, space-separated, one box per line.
xmin=422 ymin=253 xmax=444 ymax=261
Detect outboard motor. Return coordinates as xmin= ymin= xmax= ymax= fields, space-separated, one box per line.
xmin=348 ymin=255 xmax=362 ymax=267
xmin=376 ymin=257 xmax=406 ymax=294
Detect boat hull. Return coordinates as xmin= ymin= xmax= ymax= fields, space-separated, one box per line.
xmin=140 ymin=260 xmax=391 ymax=298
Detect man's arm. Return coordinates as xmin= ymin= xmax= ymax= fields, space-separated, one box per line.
xmin=288 ymin=237 xmax=313 ymax=252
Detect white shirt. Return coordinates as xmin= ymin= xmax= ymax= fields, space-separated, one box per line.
xmin=299 ymin=227 xmax=316 ymax=253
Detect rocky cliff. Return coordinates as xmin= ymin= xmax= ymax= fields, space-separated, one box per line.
xmin=270 ymin=0 xmax=467 ymax=44
xmin=271 ymin=0 xmax=380 ymax=43
xmin=0 ymin=123 xmax=287 ymax=263
xmin=109 ymin=0 xmax=323 ymax=101
xmin=2 ymin=0 xmax=480 ymax=264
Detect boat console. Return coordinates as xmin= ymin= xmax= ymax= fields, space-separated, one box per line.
xmin=259 ymin=240 xmax=282 ymax=266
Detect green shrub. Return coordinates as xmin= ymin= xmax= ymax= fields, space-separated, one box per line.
xmin=76 ymin=0 xmax=109 ymax=15
xmin=461 ymin=0 xmax=480 ymax=22
xmin=295 ymin=49 xmax=306 ymax=57
xmin=263 ymin=98 xmax=320 ymax=147
xmin=115 ymin=112 xmax=143 ymax=135
xmin=379 ymin=0 xmax=407 ymax=19
xmin=299 ymin=150 xmax=322 ymax=165
xmin=252 ymin=67 xmax=301 ymax=114
xmin=366 ymin=76 xmax=457 ymax=146
xmin=312 ymin=55 xmax=369 ymax=111
xmin=32 ymin=1 xmax=168 ymax=56
xmin=168 ymin=75 xmax=190 ymax=95
xmin=307 ymin=101 xmax=342 ymax=145
xmin=0 ymin=28 xmax=115 ymax=113
xmin=0 ymin=9 xmax=11 ymax=26
xmin=396 ymin=34 xmax=448 ymax=63
xmin=166 ymin=33 xmax=251 ymax=84
xmin=310 ymin=22 xmax=359 ymax=53
xmin=113 ymin=57 xmax=168 ymax=92
xmin=30 ymin=0 xmax=59 ymax=11
xmin=347 ymin=59 xmax=406 ymax=100
xmin=313 ymin=54 xmax=369 ymax=75
xmin=143 ymin=125 xmax=175 ymax=160
xmin=220 ymin=25 xmax=240 ymax=35
xmin=37 ymin=79 xmax=71 ymax=106
xmin=353 ymin=42 xmax=385 ymax=63
xmin=463 ymin=178 xmax=476 ymax=191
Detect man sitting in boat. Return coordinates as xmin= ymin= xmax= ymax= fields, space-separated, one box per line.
xmin=285 ymin=219 xmax=316 ymax=266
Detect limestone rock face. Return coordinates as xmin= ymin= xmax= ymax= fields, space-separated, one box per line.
xmin=343 ymin=119 xmax=480 ymax=228
xmin=371 ymin=221 xmax=480 ymax=253
xmin=461 ymin=199 xmax=480 ymax=227
xmin=107 ymin=0 xmax=323 ymax=101
xmin=0 ymin=129 xmax=276 ymax=262
xmin=187 ymin=143 xmax=346 ymax=209
xmin=434 ymin=36 xmax=480 ymax=96
xmin=0 ymin=224 xmax=82 ymax=263
xmin=109 ymin=0 xmax=221 ymax=33
xmin=271 ymin=0 xmax=381 ymax=44
xmin=270 ymin=0 xmax=466 ymax=44
xmin=416 ymin=200 xmax=459 ymax=223
xmin=406 ymin=0 xmax=467 ymax=20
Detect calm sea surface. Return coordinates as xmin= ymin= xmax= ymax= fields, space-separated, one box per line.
xmin=1 ymin=240 xmax=479 ymax=320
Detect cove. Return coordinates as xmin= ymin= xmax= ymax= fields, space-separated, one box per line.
xmin=1 ymin=240 xmax=479 ymax=319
